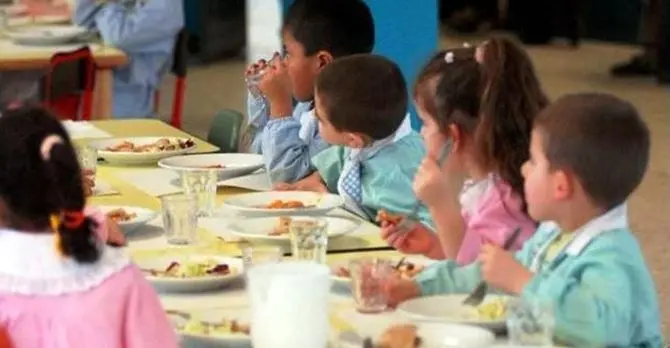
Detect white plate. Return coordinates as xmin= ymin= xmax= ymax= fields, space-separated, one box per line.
xmin=170 ymin=307 xmax=250 ymax=347
xmin=158 ymin=153 xmax=264 ymax=181
xmin=396 ymin=294 xmax=510 ymax=331
xmin=135 ymin=255 xmax=243 ymax=293
xmin=98 ymin=205 xmax=157 ymax=234
xmin=330 ymin=256 xmax=435 ymax=285
xmin=225 ymin=215 xmax=361 ymax=242
xmin=6 ymin=25 xmax=89 ymax=46
xmin=89 ymin=137 xmax=197 ymax=165
xmin=222 ymin=191 xmax=344 ymax=217
xmin=339 ymin=320 xmax=495 ymax=348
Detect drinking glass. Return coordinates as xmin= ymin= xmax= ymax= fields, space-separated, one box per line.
xmin=289 ymin=217 xmax=328 ymax=264
xmin=241 ymin=244 xmax=283 ymax=271
xmin=161 ymin=194 xmax=198 ymax=245
xmin=506 ymin=297 xmax=555 ymax=347
xmin=349 ymin=258 xmax=393 ymax=314
xmin=180 ymin=169 xmax=217 ymax=217
xmin=76 ymin=145 xmax=98 ymax=181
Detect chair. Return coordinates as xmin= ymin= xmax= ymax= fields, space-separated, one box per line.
xmin=155 ymin=29 xmax=189 ymax=128
xmin=43 ymin=46 xmax=96 ymax=120
xmin=207 ymin=109 xmax=244 ymax=153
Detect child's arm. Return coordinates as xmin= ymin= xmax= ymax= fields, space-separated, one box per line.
xmin=310 ymin=145 xmax=345 ymax=191
xmin=245 ymin=94 xmax=269 ymax=154
xmin=73 ymin=0 xmax=183 ymax=52
xmin=123 ymin=267 xmax=180 ymax=348
xmin=275 ymin=171 xmax=328 ymax=192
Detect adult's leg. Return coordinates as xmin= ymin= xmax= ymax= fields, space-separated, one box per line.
xmin=611 ymin=0 xmax=660 ymax=76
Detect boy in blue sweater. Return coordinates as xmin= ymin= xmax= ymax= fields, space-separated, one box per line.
xmin=387 ymin=93 xmax=663 ymax=347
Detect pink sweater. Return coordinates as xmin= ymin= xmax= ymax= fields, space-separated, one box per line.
xmin=0 ymin=228 xmax=178 ymax=348
xmin=455 ymin=175 xmax=537 ymax=265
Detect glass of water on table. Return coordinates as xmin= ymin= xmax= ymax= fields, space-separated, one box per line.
xmin=76 ymin=145 xmax=98 ymax=194
xmin=180 ymin=169 xmax=217 ymax=217
xmin=506 ymin=297 xmax=555 ymax=347
xmin=289 ymin=217 xmax=328 ymax=264
xmin=161 ymin=194 xmax=198 ymax=245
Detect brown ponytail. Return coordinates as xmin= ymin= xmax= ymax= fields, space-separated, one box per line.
xmin=419 ymin=36 xmax=549 ymax=211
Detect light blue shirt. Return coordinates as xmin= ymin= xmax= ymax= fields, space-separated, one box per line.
xmin=312 ymin=132 xmax=433 ymax=227
xmin=73 ymin=0 xmax=184 ymax=118
xmin=247 ymin=94 xmax=329 ymax=183
xmin=415 ymin=204 xmax=663 ymax=347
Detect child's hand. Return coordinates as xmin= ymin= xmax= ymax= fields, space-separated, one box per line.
xmin=479 ymin=244 xmax=532 ymax=295
xmin=384 ymin=276 xmax=421 ymax=308
xmin=103 ymin=217 xmax=127 ymax=247
xmin=275 ymin=172 xmax=327 ymax=192
xmin=245 ymin=57 xmax=269 ymax=78
xmin=258 ymin=53 xmax=292 ymax=112
xmin=82 ymin=169 xmax=95 ymax=197
xmin=380 ymin=222 xmax=437 ymax=256
xmin=413 ymin=155 xmax=463 ymax=208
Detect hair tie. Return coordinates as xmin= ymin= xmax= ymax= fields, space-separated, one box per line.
xmin=444 ymin=52 xmax=455 ymax=64
xmin=62 ymin=211 xmax=86 ymax=229
xmin=40 ymin=135 xmax=64 ymax=161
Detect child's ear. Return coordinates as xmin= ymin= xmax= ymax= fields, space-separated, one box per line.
xmin=552 ymin=169 xmax=573 ymax=201
xmin=315 ymin=51 xmax=334 ymax=70
xmin=345 ymin=133 xmax=366 ymax=149
xmin=447 ymin=124 xmax=462 ymax=152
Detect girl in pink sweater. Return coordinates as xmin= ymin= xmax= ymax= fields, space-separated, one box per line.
xmin=0 ymin=106 xmax=178 ymax=348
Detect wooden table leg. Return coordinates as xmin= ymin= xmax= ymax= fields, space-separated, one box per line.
xmin=92 ymin=68 xmax=113 ymax=119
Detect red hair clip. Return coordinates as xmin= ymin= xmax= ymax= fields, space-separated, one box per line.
xmin=62 ymin=211 xmax=86 ymax=229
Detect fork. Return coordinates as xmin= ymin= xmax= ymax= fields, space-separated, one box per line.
xmin=394 ymin=140 xmax=453 ymax=234
xmin=462 ymin=227 xmax=523 ymax=307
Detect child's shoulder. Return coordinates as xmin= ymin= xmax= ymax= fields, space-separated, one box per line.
xmin=369 ymin=132 xmax=425 ymax=164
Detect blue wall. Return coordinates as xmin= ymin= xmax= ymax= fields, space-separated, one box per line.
xmin=281 ymin=0 xmax=438 ymax=130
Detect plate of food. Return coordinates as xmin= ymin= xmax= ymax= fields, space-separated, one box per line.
xmin=5 ymin=25 xmax=90 ymax=46
xmin=338 ymin=322 xmax=495 ymax=348
xmin=224 ymin=215 xmax=361 ymax=242
xmin=169 ymin=307 xmax=250 ymax=346
xmin=158 ymin=153 xmax=264 ymax=181
xmin=89 ymin=137 xmax=197 ymax=165
xmin=330 ymin=256 xmax=433 ymax=286
xmin=100 ymin=205 xmax=157 ymax=234
xmin=221 ymin=191 xmax=345 ymax=217
xmin=396 ymin=294 xmax=510 ymax=331
xmin=135 ymin=255 xmax=243 ymax=293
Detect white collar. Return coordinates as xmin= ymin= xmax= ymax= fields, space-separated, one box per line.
xmin=348 ymin=113 xmax=413 ymax=161
xmin=0 ymin=229 xmax=131 ymax=295
xmin=545 ymin=204 xmax=628 ymax=256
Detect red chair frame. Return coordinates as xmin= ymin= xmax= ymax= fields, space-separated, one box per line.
xmin=43 ymin=46 xmax=96 ymax=121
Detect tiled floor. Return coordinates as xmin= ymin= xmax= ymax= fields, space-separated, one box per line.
xmin=158 ymin=37 xmax=670 ymax=335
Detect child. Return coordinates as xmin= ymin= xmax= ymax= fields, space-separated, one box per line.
xmin=73 ymin=0 xmax=184 ymax=118
xmin=278 ymin=54 xmax=430 ymax=225
xmin=381 ymin=37 xmax=548 ymax=264
xmin=0 ymin=107 xmax=178 ymax=347
xmin=386 ymin=93 xmax=663 ymax=347
xmin=244 ymin=0 xmax=376 ymax=183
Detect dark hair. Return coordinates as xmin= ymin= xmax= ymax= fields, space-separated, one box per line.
xmin=415 ymin=36 xmax=549 ymax=211
xmin=0 ymin=106 xmax=100 ymax=263
xmin=536 ymin=93 xmax=649 ymax=210
xmin=315 ymin=54 xmax=407 ymax=140
xmin=282 ymin=0 xmax=375 ymax=58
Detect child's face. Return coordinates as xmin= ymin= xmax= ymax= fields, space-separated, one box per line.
xmin=416 ymin=97 xmax=448 ymax=159
xmin=313 ymin=90 xmax=365 ymax=148
xmin=282 ymin=30 xmax=327 ymax=102
xmin=522 ymin=129 xmax=561 ymax=221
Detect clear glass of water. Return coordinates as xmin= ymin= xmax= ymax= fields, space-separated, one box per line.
xmin=180 ymin=169 xmax=217 ymax=217
xmin=161 ymin=194 xmax=198 ymax=245
xmin=349 ymin=258 xmax=393 ymax=314
xmin=241 ymin=244 xmax=283 ymax=272
xmin=76 ymin=145 xmax=98 ymax=181
xmin=506 ymin=297 xmax=555 ymax=347
xmin=289 ymin=217 xmax=328 ymax=264
xmin=245 ymin=68 xmax=267 ymax=98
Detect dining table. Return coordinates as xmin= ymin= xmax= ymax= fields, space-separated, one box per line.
xmin=0 ymin=14 xmax=128 ymax=119
xmin=70 ymin=119 xmax=555 ymax=347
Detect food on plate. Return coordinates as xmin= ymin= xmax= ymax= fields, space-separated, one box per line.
xmin=333 ymin=259 xmax=425 ymax=279
xmin=270 ymin=216 xmax=292 ymax=236
xmin=182 ymin=318 xmax=250 ymax=336
xmin=104 ymin=138 xmax=195 ymax=153
xmin=377 ymin=324 xmax=422 ymax=348
xmin=106 ymin=208 xmax=137 ymax=222
xmin=264 ymin=199 xmax=307 ymax=209
xmin=201 ymin=164 xmax=226 ymax=169
xmin=145 ymin=259 xmax=235 ymax=278
xmin=376 ymin=210 xmax=403 ymax=225
xmin=474 ymin=298 xmax=507 ymax=320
